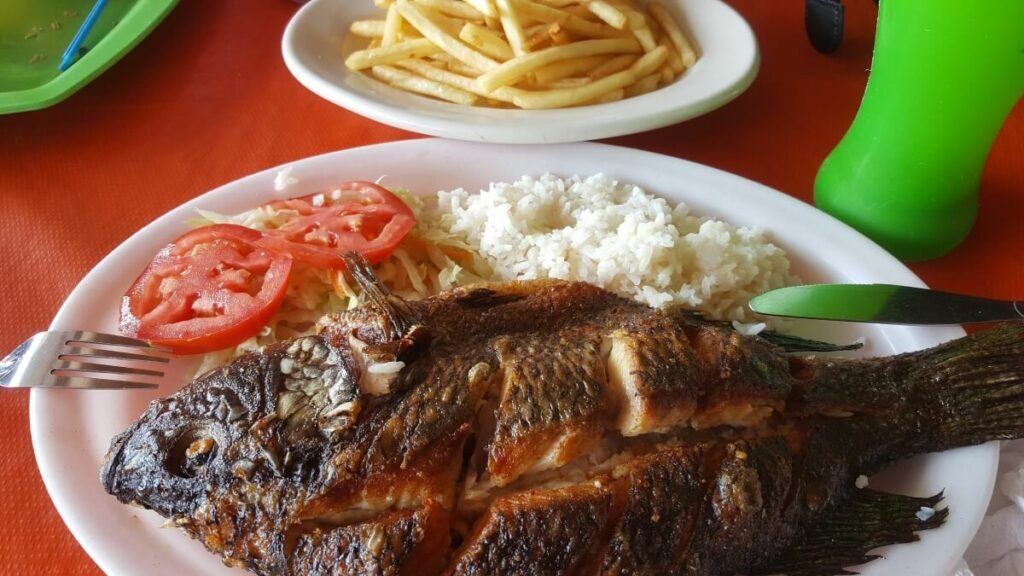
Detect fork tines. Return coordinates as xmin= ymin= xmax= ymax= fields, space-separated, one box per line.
xmin=48 ymin=331 xmax=172 ymax=389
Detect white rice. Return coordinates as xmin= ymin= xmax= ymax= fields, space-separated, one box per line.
xmin=426 ymin=173 xmax=795 ymax=321
xmin=732 ymin=321 xmax=768 ymax=336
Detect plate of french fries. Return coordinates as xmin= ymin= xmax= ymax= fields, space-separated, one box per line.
xmin=282 ymin=0 xmax=758 ymax=143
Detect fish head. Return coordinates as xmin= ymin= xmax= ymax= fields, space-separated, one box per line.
xmin=100 ymin=335 xmax=368 ymax=518
xmin=100 ymin=371 xmax=252 ymax=517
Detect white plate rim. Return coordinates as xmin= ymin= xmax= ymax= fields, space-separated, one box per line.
xmin=280 ymin=0 xmax=761 ymax=144
xmin=30 ymin=139 xmax=997 ymax=576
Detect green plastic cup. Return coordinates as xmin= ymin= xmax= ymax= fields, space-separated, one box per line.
xmin=814 ymin=0 xmax=1024 ymax=261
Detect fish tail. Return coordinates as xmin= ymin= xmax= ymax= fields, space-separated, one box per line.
xmin=908 ymin=323 xmax=1024 ymax=449
xmin=800 ymin=323 xmax=1024 ymax=455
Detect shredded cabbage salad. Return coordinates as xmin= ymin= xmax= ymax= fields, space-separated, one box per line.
xmin=189 ymin=186 xmax=491 ymax=375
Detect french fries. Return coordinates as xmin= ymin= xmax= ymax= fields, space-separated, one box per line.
xmin=586 ymin=1 xmax=628 ymax=30
xmin=346 ymin=38 xmax=443 ymax=70
xmin=478 ymin=37 xmax=640 ymax=91
xmin=371 ymin=64 xmax=479 ymax=104
xmin=345 ymin=0 xmax=699 ymax=109
xmin=532 ymin=54 xmax=609 ymax=83
xmin=412 ymin=0 xmax=486 ymax=20
xmin=350 ymin=20 xmax=387 ymax=38
xmin=588 ymin=53 xmax=637 ymax=78
xmin=460 ymin=22 xmax=515 ymax=60
xmin=396 ymin=0 xmax=500 ymax=70
xmin=382 ymin=5 xmax=403 ymax=46
xmin=633 ymin=24 xmax=658 ymax=52
xmin=395 ymin=58 xmax=521 ymax=102
xmin=463 ymin=0 xmax=499 ymax=18
xmin=510 ymin=44 xmax=666 ymax=108
xmin=593 ymin=87 xmax=624 ymax=103
xmin=624 ymin=71 xmax=660 ymax=97
xmin=647 ymin=1 xmax=696 ymax=66
xmin=514 ymin=0 xmax=626 ymax=39
xmin=495 ymin=0 xmax=530 ymax=56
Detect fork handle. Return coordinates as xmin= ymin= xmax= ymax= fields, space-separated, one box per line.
xmin=0 ymin=334 xmax=43 ymax=388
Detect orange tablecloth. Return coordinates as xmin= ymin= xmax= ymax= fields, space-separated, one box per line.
xmin=1 ymin=1 xmax=1021 ymax=573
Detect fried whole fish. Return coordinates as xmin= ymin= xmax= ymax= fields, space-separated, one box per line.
xmin=102 ymin=254 xmax=1024 ymax=576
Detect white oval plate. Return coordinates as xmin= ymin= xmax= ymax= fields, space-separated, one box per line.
xmin=281 ymin=0 xmax=759 ymax=144
xmin=32 ymin=140 xmax=995 ymax=576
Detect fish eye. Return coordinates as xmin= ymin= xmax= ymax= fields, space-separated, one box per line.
xmin=167 ymin=427 xmax=220 ymax=478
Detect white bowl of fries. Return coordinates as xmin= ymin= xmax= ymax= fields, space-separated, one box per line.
xmin=282 ymin=0 xmax=758 ymax=143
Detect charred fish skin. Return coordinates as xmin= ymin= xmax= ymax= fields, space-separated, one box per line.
xmin=101 ymin=254 xmax=1024 ymax=576
xmin=447 ymin=323 xmax=1024 ymax=576
xmin=101 ymin=350 xmax=265 ymax=517
xmin=595 ymin=445 xmax=711 ymax=575
xmin=100 ymin=333 xmax=363 ymax=505
xmin=100 ymin=333 xmax=376 ymax=574
xmin=447 ymin=438 xmax=801 ymax=576
xmin=447 ymin=483 xmax=615 ymax=576
xmin=288 ymin=500 xmax=451 ymax=576
xmin=486 ymin=333 xmax=609 ymax=485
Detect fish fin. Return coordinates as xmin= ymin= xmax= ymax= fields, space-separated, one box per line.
xmin=678 ymin=310 xmax=863 ymax=353
xmin=454 ymin=287 xmax=524 ymax=308
xmin=758 ymin=489 xmax=947 ymax=576
xmin=341 ymin=251 xmax=416 ymax=339
xmin=760 ymin=331 xmax=864 ymax=353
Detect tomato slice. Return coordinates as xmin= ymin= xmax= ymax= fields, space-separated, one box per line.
xmin=120 ymin=224 xmax=293 ymax=355
xmin=255 ymin=182 xmax=416 ymax=268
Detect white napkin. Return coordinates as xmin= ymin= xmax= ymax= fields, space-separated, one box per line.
xmin=953 ymin=559 xmax=976 ymax=576
xmin=960 ymin=440 xmax=1024 ymax=576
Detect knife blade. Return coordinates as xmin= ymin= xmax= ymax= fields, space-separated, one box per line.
xmin=748 ymin=284 xmax=1024 ymax=325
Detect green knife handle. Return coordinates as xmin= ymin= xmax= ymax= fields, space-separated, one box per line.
xmin=750 ymin=284 xmax=1024 ymax=325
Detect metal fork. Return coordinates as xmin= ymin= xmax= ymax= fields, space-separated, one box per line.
xmin=0 ymin=331 xmax=173 ymax=390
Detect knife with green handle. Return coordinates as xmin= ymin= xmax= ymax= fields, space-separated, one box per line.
xmin=749 ymin=284 xmax=1024 ymax=325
